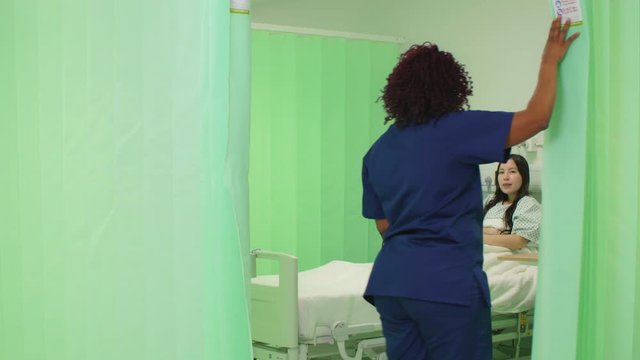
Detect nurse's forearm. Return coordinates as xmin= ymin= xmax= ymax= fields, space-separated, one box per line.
xmin=483 ymin=234 xmax=529 ymax=249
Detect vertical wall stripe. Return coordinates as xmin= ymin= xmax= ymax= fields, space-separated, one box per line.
xmin=295 ymin=36 xmax=323 ymax=270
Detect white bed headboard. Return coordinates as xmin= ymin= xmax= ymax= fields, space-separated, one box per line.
xmin=250 ymin=249 xmax=299 ymax=348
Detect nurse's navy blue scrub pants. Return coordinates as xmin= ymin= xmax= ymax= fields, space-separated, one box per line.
xmin=373 ymin=286 xmax=492 ymax=360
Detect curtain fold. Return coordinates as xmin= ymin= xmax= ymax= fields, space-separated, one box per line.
xmin=229 ymin=0 xmax=253 ymax=310
xmin=249 ymin=31 xmax=399 ymax=273
xmin=576 ymin=0 xmax=640 ymax=359
xmin=535 ymin=1 xmax=640 ymax=359
xmin=0 ymin=1 xmax=251 ymax=359
xmin=533 ymin=3 xmax=590 ymax=358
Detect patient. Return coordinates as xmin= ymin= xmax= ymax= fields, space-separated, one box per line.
xmin=483 ymin=154 xmax=541 ymax=252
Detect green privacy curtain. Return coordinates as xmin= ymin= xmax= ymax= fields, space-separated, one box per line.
xmin=250 ymin=30 xmax=399 ymax=272
xmin=533 ymin=2 xmax=590 ymax=358
xmin=0 ymin=1 xmax=251 ymax=359
xmin=534 ymin=1 xmax=640 ymax=359
xmin=577 ymin=0 xmax=640 ymax=358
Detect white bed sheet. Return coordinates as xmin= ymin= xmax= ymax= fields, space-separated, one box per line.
xmin=252 ymin=261 xmax=380 ymax=341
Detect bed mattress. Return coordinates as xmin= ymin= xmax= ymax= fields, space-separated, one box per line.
xmin=252 ymin=251 xmax=537 ymax=341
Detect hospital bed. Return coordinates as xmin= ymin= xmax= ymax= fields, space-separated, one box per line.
xmin=250 ymin=248 xmax=536 ymax=360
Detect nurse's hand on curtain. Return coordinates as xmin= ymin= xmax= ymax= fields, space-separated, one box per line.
xmin=542 ymin=16 xmax=580 ymax=65
xmin=507 ymin=17 xmax=580 ymax=147
xmin=375 ymin=218 xmax=389 ymax=236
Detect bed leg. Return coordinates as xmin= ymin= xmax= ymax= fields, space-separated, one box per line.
xmin=337 ymin=340 xmax=366 ymax=360
xmin=287 ymin=347 xmax=300 ymax=360
xmin=298 ymin=344 xmax=308 ymax=360
xmin=513 ymin=311 xmax=530 ymax=360
xmin=337 ymin=338 xmax=387 ymax=360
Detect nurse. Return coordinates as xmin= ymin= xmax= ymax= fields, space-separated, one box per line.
xmin=361 ymin=17 xmax=578 ymax=360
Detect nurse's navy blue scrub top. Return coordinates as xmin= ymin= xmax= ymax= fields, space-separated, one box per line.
xmin=362 ymin=110 xmax=513 ymax=307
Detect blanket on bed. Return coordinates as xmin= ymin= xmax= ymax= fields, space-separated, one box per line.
xmin=483 ymin=244 xmax=537 ymax=314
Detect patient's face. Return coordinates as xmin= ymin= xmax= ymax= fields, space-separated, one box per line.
xmin=497 ymin=159 xmax=522 ymax=199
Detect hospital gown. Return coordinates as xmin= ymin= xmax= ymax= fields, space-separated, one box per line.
xmin=483 ymin=195 xmax=541 ymax=251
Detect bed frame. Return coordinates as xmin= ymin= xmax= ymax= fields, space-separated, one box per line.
xmin=491 ymin=312 xmax=534 ymax=360
xmin=250 ymin=249 xmax=533 ymax=360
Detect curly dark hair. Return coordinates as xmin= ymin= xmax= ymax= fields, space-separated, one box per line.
xmin=483 ymin=154 xmax=531 ymax=231
xmin=380 ymin=43 xmax=473 ymax=127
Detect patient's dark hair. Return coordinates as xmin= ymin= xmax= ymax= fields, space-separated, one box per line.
xmin=379 ymin=43 xmax=473 ymax=127
xmin=483 ymin=154 xmax=531 ymax=231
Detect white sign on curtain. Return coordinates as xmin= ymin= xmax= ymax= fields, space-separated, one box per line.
xmin=552 ymin=0 xmax=583 ymax=26
xmin=231 ymin=0 xmax=250 ymax=14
